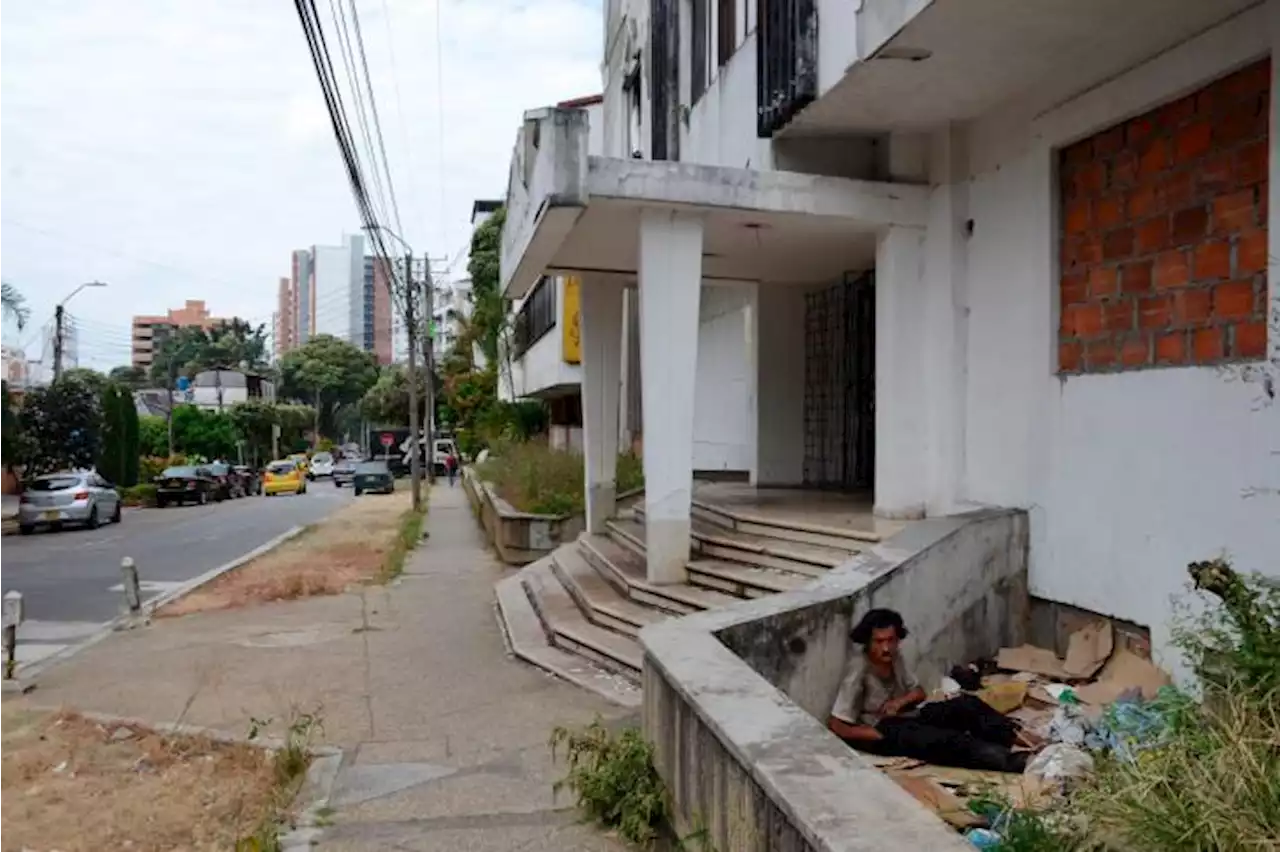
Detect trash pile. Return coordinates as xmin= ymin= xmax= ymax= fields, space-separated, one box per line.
xmin=874 ymin=620 xmax=1177 ymax=846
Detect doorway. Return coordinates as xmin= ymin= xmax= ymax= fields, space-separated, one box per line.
xmin=802 ymin=271 xmax=875 ymax=491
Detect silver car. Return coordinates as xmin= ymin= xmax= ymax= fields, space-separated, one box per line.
xmin=18 ymin=471 xmax=123 ymax=534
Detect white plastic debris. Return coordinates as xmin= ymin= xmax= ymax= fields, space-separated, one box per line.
xmin=1024 ymin=743 xmax=1095 ymax=783
xmin=940 ymin=676 xmax=963 ymax=696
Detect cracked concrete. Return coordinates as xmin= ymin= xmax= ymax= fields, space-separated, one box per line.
xmin=12 ymin=484 xmax=633 ymax=849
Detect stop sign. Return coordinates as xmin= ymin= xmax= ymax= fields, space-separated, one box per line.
xmin=380 ymin=432 xmax=395 ymax=448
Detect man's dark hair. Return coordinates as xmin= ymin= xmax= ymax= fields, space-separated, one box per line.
xmin=849 ymin=608 xmax=909 ymax=645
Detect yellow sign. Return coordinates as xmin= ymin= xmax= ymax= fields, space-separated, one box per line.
xmin=562 ymin=275 xmax=582 ymax=364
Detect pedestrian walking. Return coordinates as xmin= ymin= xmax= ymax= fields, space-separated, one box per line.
xmin=445 ymin=452 xmax=458 ymax=487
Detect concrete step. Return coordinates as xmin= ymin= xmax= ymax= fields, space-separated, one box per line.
xmin=522 ymin=560 xmax=644 ymax=677
xmin=691 ymin=498 xmax=882 ymax=548
xmin=579 ymin=533 xmax=740 ymax=615
xmin=605 ymin=517 xmax=646 ymax=557
xmin=493 ymin=574 xmax=640 ymax=707
xmin=685 ymin=559 xmax=814 ymax=599
xmin=551 ymin=545 xmax=667 ymax=638
xmin=630 ymin=506 xmax=851 ymax=573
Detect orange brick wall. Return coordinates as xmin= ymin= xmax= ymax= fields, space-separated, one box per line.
xmin=1058 ymin=58 xmax=1270 ymax=374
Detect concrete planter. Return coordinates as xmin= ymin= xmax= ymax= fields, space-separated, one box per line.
xmin=461 ymin=466 xmax=585 ymax=565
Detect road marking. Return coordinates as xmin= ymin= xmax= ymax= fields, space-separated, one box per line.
xmin=107 ymin=580 xmax=184 ymax=594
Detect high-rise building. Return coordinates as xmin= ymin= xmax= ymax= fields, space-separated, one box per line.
xmin=365 ymin=254 xmax=395 ymax=365
xmin=275 ymin=277 xmax=296 ymax=360
xmin=291 ymin=249 xmax=315 ymax=344
xmin=131 ymin=300 xmax=229 ymax=370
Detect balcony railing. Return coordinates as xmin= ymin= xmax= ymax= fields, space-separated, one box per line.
xmin=756 ymin=0 xmax=818 ymax=137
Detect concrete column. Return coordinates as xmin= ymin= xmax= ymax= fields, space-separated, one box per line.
xmin=639 ymin=208 xmax=703 ymax=584
xmin=581 ymin=275 xmax=625 ymax=533
xmin=874 ymin=225 xmax=930 ymax=519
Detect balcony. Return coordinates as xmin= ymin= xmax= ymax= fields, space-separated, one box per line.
xmin=778 ymin=0 xmax=1257 ymax=136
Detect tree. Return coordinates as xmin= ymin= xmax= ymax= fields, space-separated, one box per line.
xmin=228 ymin=399 xmax=277 ymax=466
xmin=466 ymin=207 xmax=507 ymax=368
xmin=108 ymin=365 xmax=149 ymax=390
xmin=279 ymin=334 xmax=379 ymax=439
xmin=60 ymin=367 xmax=109 ymax=396
xmin=2 ymin=381 xmax=28 ymax=472
xmin=2 ymin=282 xmax=30 ymax=330
xmin=170 ymin=405 xmax=237 ymax=461
xmin=360 ymin=364 xmax=429 ymax=426
xmin=97 ymin=384 xmax=139 ymax=486
xmin=139 ymin=415 xmax=169 ymax=457
xmin=18 ymin=374 xmax=102 ymax=476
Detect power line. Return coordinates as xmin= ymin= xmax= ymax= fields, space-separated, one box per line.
xmin=349 ymin=0 xmax=404 ymax=237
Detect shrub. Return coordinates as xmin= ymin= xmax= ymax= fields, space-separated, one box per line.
xmin=1070 ymin=562 xmax=1280 ymax=851
xmin=119 ymin=484 xmax=158 ymax=507
xmin=477 ymin=442 xmax=646 ymax=516
xmin=550 ymin=721 xmax=670 ymax=847
xmin=140 ymin=454 xmax=188 ymax=483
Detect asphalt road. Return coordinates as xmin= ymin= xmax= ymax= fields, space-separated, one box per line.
xmin=2 ymin=482 xmax=355 ymax=625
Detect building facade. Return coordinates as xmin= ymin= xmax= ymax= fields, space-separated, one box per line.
xmin=500 ymin=0 xmax=1280 ymax=666
xmin=283 ymin=235 xmax=394 ymax=364
xmin=291 ymin=248 xmax=316 ymax=345
xmin=131 ymin=299 xmax=228 ymax=369
xmin=275 ymin=276 xmax=296 ymax=361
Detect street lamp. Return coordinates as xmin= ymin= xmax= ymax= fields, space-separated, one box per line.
xmin=54 ymin=281 xmax=107 ymax=380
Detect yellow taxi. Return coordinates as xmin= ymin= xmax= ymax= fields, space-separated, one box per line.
xmin=263 ymin=459 xmax=307 ymax=496
xmin=287 ymin=452 xmax=310 ymax=476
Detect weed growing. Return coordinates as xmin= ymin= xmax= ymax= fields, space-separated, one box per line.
xmin=378 ymin=505 xmax=427 ymax=582
xmin=239 ymin=708 xmax=324 ymax=852
xmin=478 ymin=440 xmax=645 ymax=515
xmin=1068 ymin=561 xmax=1280 ymax=851
xmin=550 ymin=720 xmax=670 ymax=847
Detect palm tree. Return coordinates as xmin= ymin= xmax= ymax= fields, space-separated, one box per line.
xmin=2 ymin=282 xmax=30 ymax=331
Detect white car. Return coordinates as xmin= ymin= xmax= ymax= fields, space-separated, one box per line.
xmin=308 ymin=451 xmax=335 ymax=479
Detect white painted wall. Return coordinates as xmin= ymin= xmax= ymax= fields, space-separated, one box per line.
xmin=693 ymin=284 xmax=755 ymax=472
xmin=682 ymin=35 xmax=773 ymax=170
xmin=946 ymin=4 xmax=1280 ymax=666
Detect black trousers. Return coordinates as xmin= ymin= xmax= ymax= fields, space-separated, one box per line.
xmin=851 ymin=694 xmax=1027 ymax=773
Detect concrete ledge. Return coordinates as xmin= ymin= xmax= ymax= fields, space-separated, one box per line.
xmin=461 ymin=466 xmax=597 ymax=566
xmin=639 ymin=509 xmax=1028 ymax=851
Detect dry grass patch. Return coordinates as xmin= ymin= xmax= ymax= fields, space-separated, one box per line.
xmin=1 ymin=707 xmax=279 ymax=852
xmin=161 ymin=490 xmax=418 ymax=616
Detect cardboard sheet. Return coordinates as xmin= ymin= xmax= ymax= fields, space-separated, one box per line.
xmin=1073 ymin=648 xmax=1171 ymax=705
xmin=1063 ymin=620 xmax=1115 ymax=679
xmin=995 ymin=644 xmax=1071 ymax=679
xmin=891 ymin=774 xmax=985 ymax=829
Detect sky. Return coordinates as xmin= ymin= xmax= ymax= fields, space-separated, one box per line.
xmin=1 ymin=0 xmax=602 ymax=370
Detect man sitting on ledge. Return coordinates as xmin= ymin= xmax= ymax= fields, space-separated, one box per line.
xmin=828 ymin=608 xmax=1029 ymax=773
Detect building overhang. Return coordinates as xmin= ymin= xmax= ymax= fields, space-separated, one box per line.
xmin=785 ymin=0 xmax=1261 ymax=135
xmin=500 ymin=109 xmax=929 ymax=299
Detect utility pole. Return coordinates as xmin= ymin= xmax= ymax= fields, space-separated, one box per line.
xmin=423 ymin=254 xmax=436 ymax=485
xmin=404 ymin=253 xmax=423 ymax=511
xmin=53 ymin=305 xmax=65 ymax=381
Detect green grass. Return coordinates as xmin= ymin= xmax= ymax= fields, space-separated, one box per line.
xmin=377 ymin=506 xmax=427 ymax=583
xmin=118 ymin=483 xmax=158 ymax=507
xmin=477 ymin=441 xmax=644 ymax=516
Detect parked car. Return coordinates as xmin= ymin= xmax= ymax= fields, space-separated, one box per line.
xmin=18 ymin=471 xmax=123 ymax=534
xmin=234 ymin=465 xmax=262 ymax=496
xmin=353 ymin=460 xmax=395 ymax=496
xmin=154 ymin=465 xmax=218 ymax=508
xmin=308 ymin=451 xmax=335 ymax=480
xmin=205 ymin=461 xmax=237 ymax=500
xmin=263 ymin=460 xmax=307 ymax=496
xmin=332 ymin=460 xmax=356 ymax=488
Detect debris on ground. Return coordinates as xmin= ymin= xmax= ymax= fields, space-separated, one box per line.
xmin=2 ymin=707 xmax=279 ymax=852
xmin=871 ymin=618 xmax=1179 ymax=840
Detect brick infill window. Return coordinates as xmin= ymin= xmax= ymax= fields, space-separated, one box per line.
xmin=1058 ymin=58 xmax=1271 ymax=375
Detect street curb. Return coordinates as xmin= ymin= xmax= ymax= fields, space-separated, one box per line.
xmin=14 ymin=524 xmax=308 ymax=683
xmin=23 ymin=705 xmax=345 ymax=850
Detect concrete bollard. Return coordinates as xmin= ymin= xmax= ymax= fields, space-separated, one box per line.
xmin=3 ymin=590 xmax=24 ymax=680
xmin=120 ymin=557 xmax=141 ymax=615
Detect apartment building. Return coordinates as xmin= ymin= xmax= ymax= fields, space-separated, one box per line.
xmin=131 ymin=299 xmax=228 ymax=369
xmin=274 ymin=276 xmax=295 ymax=361
xmin=278 ymin=236 xmax=395 ymax=364
xmin=500 ymin=0 xmax=1279 ymax=669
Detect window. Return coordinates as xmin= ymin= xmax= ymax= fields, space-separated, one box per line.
xmin=691 ymin=0 xmax=709 ymax=104
xmin=717 ymin=0 xmax=737 ymax=67
xmin=624 ymin=56 xmax=644 ymax=157
xmin=512 ymin=276 xmax=558 ymax=358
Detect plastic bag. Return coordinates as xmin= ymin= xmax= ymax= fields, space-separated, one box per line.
xmin=1024 ymin=743 xmax=1094 ymax=783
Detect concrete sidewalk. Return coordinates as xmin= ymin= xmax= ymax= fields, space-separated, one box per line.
xmin=8 ymin=483 xmax=632 ymax=850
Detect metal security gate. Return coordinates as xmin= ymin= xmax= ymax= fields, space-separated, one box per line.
xmin=803 ymin=272 xmax=875 ymax=490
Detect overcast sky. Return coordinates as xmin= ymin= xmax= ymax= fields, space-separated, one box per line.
xmin=1 ymin=0 xmax=601 ymax=369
